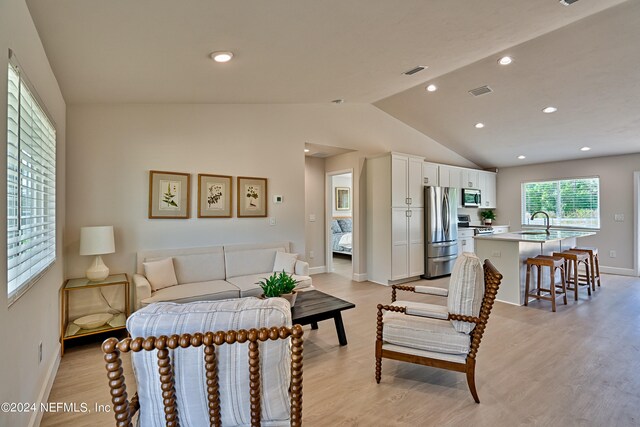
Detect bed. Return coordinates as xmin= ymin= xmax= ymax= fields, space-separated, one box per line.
xmin=331 ymin=218 xmax=352 ymax=255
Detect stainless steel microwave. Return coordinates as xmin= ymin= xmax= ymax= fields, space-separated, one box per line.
xmin=462 ymin=188 xmax=481 ymax=207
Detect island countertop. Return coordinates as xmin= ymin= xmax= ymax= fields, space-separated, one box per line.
xmin=474 ymin=230 xmax=595 ymax=243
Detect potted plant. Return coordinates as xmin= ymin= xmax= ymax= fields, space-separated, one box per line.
xmin=480 ymin=210 xmax=496 ymax=225
xmin=256 ymin=270 xmax=299 ymax=306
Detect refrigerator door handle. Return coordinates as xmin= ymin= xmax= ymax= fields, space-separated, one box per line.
xmin=443 ymin=190 xmax=450 ymax=236
xmin=430 ymin=255 xmax=458 ymax=263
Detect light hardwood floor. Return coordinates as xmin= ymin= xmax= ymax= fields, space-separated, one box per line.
xmin=42 ymin=271 xmax=640 ymax=426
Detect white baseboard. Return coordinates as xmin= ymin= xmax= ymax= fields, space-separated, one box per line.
xmin=29 ymin=343 xmax=61 ymax=427
xmin=309 ymin=266 xmax=326 ymax=275
xmin=600 ymin=266 xmax=637 ymax=277
xmin=352 ymin=273 xmax=368 ymax=282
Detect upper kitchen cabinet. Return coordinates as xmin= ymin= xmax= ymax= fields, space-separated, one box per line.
xmin=478 ymin=171 xmax=497 ymax=208
xmin=422 ymin=162 xmax=439 ymax=187
xmin=462 ymin=168 xmax=479 ymax=189
xmin=438 ymin=165 xmax=462 ymax=189
xmin=391 ymin=153 xmax=424 ymax=208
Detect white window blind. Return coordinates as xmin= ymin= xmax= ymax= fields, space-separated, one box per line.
xmin=7 ymin=54 xmax=56 ymax=303
xmin=521 ymin=177 xmax=599 ymax=230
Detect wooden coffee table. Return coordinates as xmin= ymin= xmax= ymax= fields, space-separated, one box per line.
xmin=291 ymin=290 xmax=355 ymax=346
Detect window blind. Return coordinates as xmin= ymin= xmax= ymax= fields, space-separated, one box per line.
xmin=521 ymin=177 xmax=599 ymax=230
xmin=7 ymin=57 xmax=56 ymax=303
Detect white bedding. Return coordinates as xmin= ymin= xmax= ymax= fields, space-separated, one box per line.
xmin=338 ymin=232 xmax=352 ymax=248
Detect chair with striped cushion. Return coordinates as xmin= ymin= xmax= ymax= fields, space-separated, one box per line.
xmin=102 ymin=298 xmax=303 ymax=427
xmin=375 ymin=253 xmax=503 ymax=403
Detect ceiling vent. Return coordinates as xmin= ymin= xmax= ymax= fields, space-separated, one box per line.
xmin=403 ymin=66 xmax=427 ymax=76
xmin=468 ymin=85 xmax=493 ymax=97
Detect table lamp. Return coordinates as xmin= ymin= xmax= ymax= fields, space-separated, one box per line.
xmin=80 ymin=226 xmax=115 ymax=281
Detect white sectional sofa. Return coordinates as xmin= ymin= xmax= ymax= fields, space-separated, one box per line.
xmin=134 ymin=242 xmax=312 ymax=309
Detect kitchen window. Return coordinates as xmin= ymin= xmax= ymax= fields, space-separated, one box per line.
xmin=6 ymin=51 xmax=57 ymax=304
xmin=521 ymin=177 xmax=600 ymax=230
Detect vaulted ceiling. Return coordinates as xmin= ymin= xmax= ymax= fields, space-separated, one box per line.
xmin=27 ymin=0 xmax=638 ymax=167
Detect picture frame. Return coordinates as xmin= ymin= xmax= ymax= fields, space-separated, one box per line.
xmin=148 ymin=170 xmax=190 ymax=219
xmin=237 ymin=176 xmax=268 ymax=218
xmin=198 ymin=174 xmax=233 ymax=218
xmin=335 ymin=187 xmax=351 ymax=211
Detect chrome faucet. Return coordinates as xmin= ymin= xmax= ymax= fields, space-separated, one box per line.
xmin=530 ymin=211 xmax=551 ymax=235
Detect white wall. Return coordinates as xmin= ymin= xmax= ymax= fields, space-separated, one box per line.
xmin=305 ymin=157 xmax=326 ymax=270
xmin=66 ymin=103 xmax=477 ymax=280
xmin=0 ymin=1 xmax=67 ymax=426
xmin=497 ymin=153 xmax=640 ymax=274
xmin=332 ymin=173 xmax=352 ymax=217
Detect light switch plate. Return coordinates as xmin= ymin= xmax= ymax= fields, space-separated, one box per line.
xmin=269 ymin=217 xmax=276 ymax=226
xmin=614 ymin=213 xmax=624 ymax=222
xmin=309 ymin=214 xmax=316 ymax=222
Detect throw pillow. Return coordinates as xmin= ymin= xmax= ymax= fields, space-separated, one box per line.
xmin=273 ymin=252 xmax=298 ymax=274
xmin=143 ymin=257 xmax=178 ymax=292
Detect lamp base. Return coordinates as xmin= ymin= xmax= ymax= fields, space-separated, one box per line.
xmin=86 ymin=255 xmax=110 ymax=281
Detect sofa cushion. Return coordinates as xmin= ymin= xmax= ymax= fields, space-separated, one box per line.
xmin=273 ymin=252 xmax=298 ymax=274
xmin=143 ymin=257 xmax=178 ymax=291
xmin=330 ymin=220 xmax=343 ymax=233
xmin=140 ymin=280 xmax=239 ymax=306
xmin=173 ymin=252 xmax=226 ymax=284
xmin=337 ymin=218 xmax=352 ymax=232
xmin=383 ymin=310 xmax=471 ymax=355
xmin=227 ymin=273 xmax=313 ymax=298
xmin=447 ymin=253 xmax=484 ymax=334
xmin=127 ymin=299 xmax=292 ymax=427
xmin=225 ymin=246 xmax=286 ymax=278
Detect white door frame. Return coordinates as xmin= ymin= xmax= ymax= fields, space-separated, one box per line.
xmin=326 ymin=169 xmax=354 ymax=276
xmin=634 ymin=171 xmax=640 ymax=276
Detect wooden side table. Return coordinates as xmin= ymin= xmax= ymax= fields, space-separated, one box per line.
xmin=60 ymin=273 xmax=130 ymax=356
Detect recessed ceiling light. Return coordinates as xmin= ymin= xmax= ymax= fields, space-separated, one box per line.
xmin=517 ymin=155 xmax=526 ymax=159
xmin=304 ymin=148 xmax=310 ymax=153
xmin=210 ymin=51 xmax=234 ymax=63
xmin=542 ymin=106 xmax=558 ymax=114
xmin=475 ymin=123 xmax=485 ymax=129
xmin=580 ymin=146 xmax=591 ymax=151
xmin=498 ymin=56 xmax=513 ymax=65
xmin=426 ymin=84 xmax=437 ymax=92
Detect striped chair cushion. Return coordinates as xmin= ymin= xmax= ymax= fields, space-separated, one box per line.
xmin=126 ymin=298 xmax=292 ymax=427
xmin=447 ymin=253 xmax=484 ymax=334
xmin=383 ymin=311 xmax=471 ymax=355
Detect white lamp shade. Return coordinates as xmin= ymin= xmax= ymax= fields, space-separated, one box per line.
xmin=80 ymin=226 xmax=115 ymax=256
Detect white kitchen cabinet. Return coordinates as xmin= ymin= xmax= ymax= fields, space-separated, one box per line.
xmin=439 ymin=165 xmax=462 ymax=189
xmin=462 ymin=168 xmax=479 ymax=189
xmin=457 ymin=228 xmax=475 ymax=254
xmin=367 ymin=153 xmax=425 ymax=284
xmin=478 ymin=171 xmax=497 ymax=208
xmin=391 ymin=154 xmax=423 ymax=208
xmin=422 ymin=162 xmax=439 ymax=187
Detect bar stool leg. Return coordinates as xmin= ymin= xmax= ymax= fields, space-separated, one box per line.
xmin=550 ymin=265 xmax=557 ymax=312
xmin=589 ymin=253 xmax=596 ymax=291
xmin=594 ymin=253 xmax=601 ymax=287
xmin=560 ymin=265 xmax=568 ymax=305
xmin=525 ymin=264 xmax=531 ymax=306
xmin=536 ymin=265 xmax=541 ymax=296
xmin=585 ymin=262 xmax=592 ymax=296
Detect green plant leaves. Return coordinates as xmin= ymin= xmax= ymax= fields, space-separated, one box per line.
xmin=256 ymin=270 xmax=298 ymax=297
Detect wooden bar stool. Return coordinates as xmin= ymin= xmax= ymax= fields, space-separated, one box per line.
xmin=570 ymin=247 xmax=601 ymax=290
xmin=553 ymin=251 xmax=592 ymax=301
xmin=524 ymin=255 xmax=567 ymax=312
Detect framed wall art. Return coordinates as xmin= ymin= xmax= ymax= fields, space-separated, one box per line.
xmin=198 ymin=174 xmax=232 ymax=218
xmin=237 ymin=176 xmax=267 ymax=218
xmin=335 ymin=187 xmax=351 ymax=211
xmin=148 ymin=170 xmax=190 ymax=219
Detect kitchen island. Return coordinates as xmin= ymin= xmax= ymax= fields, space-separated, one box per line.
xmin=474 ymin=230 xmax=595 ymax=305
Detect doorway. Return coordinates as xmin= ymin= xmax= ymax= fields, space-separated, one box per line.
xmin=635 ymin=171 xmax=640 ymax=276
xmin=327 ymin=170 xmax=353 ymax=279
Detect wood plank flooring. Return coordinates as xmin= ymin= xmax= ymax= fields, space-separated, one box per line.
xmin=42 ymin=271 xmax=640 ymax=426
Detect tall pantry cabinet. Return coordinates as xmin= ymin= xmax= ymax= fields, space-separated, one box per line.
xmin=367 ymin=153 xmax=424 ymax=285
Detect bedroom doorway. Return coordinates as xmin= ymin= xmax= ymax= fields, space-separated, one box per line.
xmin=328 ymin=171 xmax=353 ymax=279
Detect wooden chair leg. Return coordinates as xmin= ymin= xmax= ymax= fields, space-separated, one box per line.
xmin=550 ymin=266 xmax=556 ymax=312
xmin=560 ymin=266 xmax=568 ymax=305
xmin=524 ymin=264 xmax=531 ymax=306
xmin=375 ymin=357 xmax=382 ymax=384
xmin=595 ymin=254 xmax=601 ymax=287
xmin=536 ymin=265 xmax=541 ymax=296
xmin=466 ymin=359 xmax=479 ymax=404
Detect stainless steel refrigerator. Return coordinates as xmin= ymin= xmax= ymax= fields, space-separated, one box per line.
xmin=423 ymin=186 xmax=459 ymax=278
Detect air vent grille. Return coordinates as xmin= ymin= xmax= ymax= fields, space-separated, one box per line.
xmin=403 ymin=66 xmax=427 ymax=76
xmin=468 ymin=85 xmax=493 ymax=97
